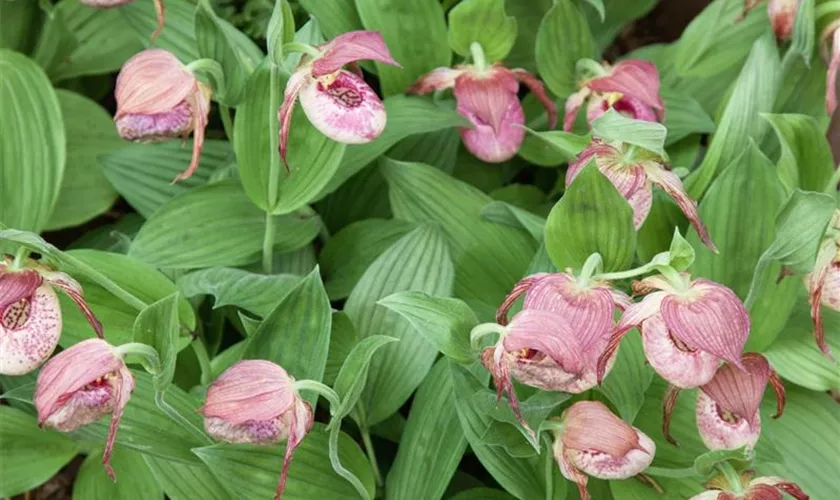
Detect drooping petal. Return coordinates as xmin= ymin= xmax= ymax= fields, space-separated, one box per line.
xmin=696 ymin=390 xmax=761 ymax=451
xmin=34 ymin=339 xmax=124 ymax=424
xmin=276 ymin=398 xmax=314 ymax=500
xmin=312 ymin=30 xmax=399 ymax=77
xmin=641 ymin=313 xmax=719 ymax=389
xmin=511 ymin=68 xmax=557 ymax=129
xmin=152 ymin=0 xmax=165 ymax=39
xmin=0 ymin=269 xmax=42 ymax=313
xmin=661 ymin=384 xmax=682 ymax=446
xmin=102 ymin=365 xmax=135 ymax=480
xmin=562 ymin=401 xmax=644 ymax=457
xmin=0 ymin=284 xmax=61 ymax=376
xmin=496 ymin=273 xmax=548 ymax=325
xmin=827 ymin=29 xmax=840 ymax=114
xmin=299 ymin=70 xmax=387 ymax=145
xmin=114 ymin=49 xmax=194 ymax=118
xmin=612 ymin=95 xmax=659 ymax=122
xmin=278 ymin=69 xmax=309 ymax=169
xmin=587 ymin=60 xmax=665 ymax=120
xmin=173 ymin=82 xmax=211 ymax=181
xmin=807 ymin=239 xmax=838 ymax=359
xmin=200 ymin=360 xmax=296 ymax=425
xmin=454 ymin=67 xmax=520 ymax=135
xmin=42 ymin=270 xmax=103 ymax=339
xmin=748 ymin=477 xmax=810 ymax=500
xmin=565 ymin=139 xmax=618 ymax=186
xmin=597 ymin=292 xmax=667 ymax=382
xmin=563 ymin=87 xmax=590 ymax=132
xmin=553 ymin=436 xmax=592 ymax=500
xmin=627 ymin=183 xmax=654 ymax=229
xmin=660 ymin=280 xmax=749 ymax=367
xmin=699 ymin=353 xmax=775 ymax=427
xmin=406 ymin=67 xmax=463 ymax=94
xmin=481 ymin=344 xmax=529 ymax=434
xmin=503 ymin=309 xmax=585 ymax=376
xmin=647 ymin=168 xmax=717 ymax=251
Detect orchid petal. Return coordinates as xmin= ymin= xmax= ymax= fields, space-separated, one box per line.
xmin=597 ymin=292 xmax=667 ymax=382
xmin=152 ymin=0 xmax=165 ymax=39
xmin=828 ymin=29 xmax=840 ymax=114
xmin=553 ymin=437 xmax=592 ymax=500
xmin=512 ymin=68 xmax=557 ymax=129
xmin=312 ymin=31 xmax=399 ymax=77
xmin=504 ymin=309 xmax=585 ymax=376
xmin=700 ymin=353 xmax=773 ymax=426
xmin=103 ymin=366 xmax=134 ymax=480
xmin=454 ymin=67 xmax=520 ymax=134
xmin=0 ymin=284 xmax=61 ymax=376
xmin=115 ymin=49 xmax=194 ymax=118
xmin=612 ymin=95 xmax=659 ymax=122
xmin=457 ymin=97 xmax=525 ymax=162
xmin=641 ymin=313 xmax=720 ymax=389
xmin=481 ymin=345 xmax=529 ymax=434
xmin=0 ymin=269 xmax=42 ymax=313
xmin=807 ymin=240 xmax=837 ymax=359
xmin=566 ymin=430 xmax=655 ymax=479
xmin=174 ymin=83 xmax=211 ymax=181
xmin=661 ymin=384 xmax=682 ymax=446
xmin=43 ymin=270 xmax=103 ymax=339
xmin=496 ymin=274 xmax=548 ymax=325
xmin=696 ymin=390 xmax=761 ymax=451
xmin=563 ymin=87 xmax=590 ymax=132
xmin=276 ymin=399 xmax=313 ymax=499
xmin=587 ymin=60 xmax=664 ymax=120
xmin=768 ymin=0 xmax=798 ymax=41
xmin=647 ymin=168 xmax=717 ymax=252
xmin=200 ymin=360 xmax=296 ymax=425
xmin=406 ymin=67 xmax=463 ymax=94
xmin=278 ymin=69 xmax=309 ymax=169
xmin=562 ymin=401 xmax=644 ymax=457
xmin=749 ymin=477 xmax=810 ymax=500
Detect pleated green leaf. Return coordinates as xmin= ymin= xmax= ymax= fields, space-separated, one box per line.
xmin=381 ymin=159 xmax=537 ymax=320
xmin=99 ymin=140 xmax=235 ymax=218
xmin=143 ymin=456 xmax=233 ymax=500
xmin=591 ymin=109 xmax=668 ymax=157
xmin=235 ymin=63 xmax=346 ymax=214
xmin=193 ymin=424 xmax=375 ymax=500
xmin=596 ymin=333 xmax=654 ymax=423
xmin=535 ymin=0 xmax=595 ymax=98
xmin=134 ymin=293 xmax=180 ymax=392
xmin=324 ymin=312 xmax=360 ymax=386
xmin=480 ymin=201 xmax=546 ymax=241
xmin=520 ymin=129 xmax=590 ymax=167
xmin=585 ymin=0 xmax=656 ymax=52
xmin=73 ymin=447 xmax=164 ymax=500
xmin=355 ymin=0 xmax=450 ymax=95
xmin=544 ymin=161 xmax=636 ymax=272
xmin=448 ymin=0 xmax=517 ymax=62
xmin=343 ymin=224 xmax=454 ymax=425
xmin=298 ymin=0 xmax=364 ymax=40
xmin=763 ymin=113 xmax=834 ymax=192
xmin=0 ymin=49 xmax=65 ymax=232
xmin=386 ymin=359 xmax=468 ymax=500
xmin=661 ymin=88 xmax=716 ymax=146
xmin=0 ymin=406 xmax=78 ymax=498
xmin=46 ymin=90 xmax=121 ymax=230
xmin=610 ymin=476 xmax=703 ymax=500
xmin=177 ymin=267 xmax=301 ymax=317
xmin=331 ymin=335 xmax=400 ymax=420
xmin=128 ymin=181 xmax=319 ymax=269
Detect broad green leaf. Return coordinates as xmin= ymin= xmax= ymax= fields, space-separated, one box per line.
xmin=46 ymin=90 xmax=121 ymax=230
xmin=473 ymin=389 xmax=569 ymax=452
xmin=381 ymin=159 xmax=537 ymax=320
xmin=243 ymin=268 xmax=331 ymax=405
xmin=480 ymin=201 xmax=546 ymax=241
xmin=99 ymin=140 xmax=235 ymax=218
xmin=636 ymin=192 xmax=686 ymax=263
xmin=610 ymin=476 xmax=703 ymax=500
xmin=764 ymin=300 xmax=840 ymax=391
xmin=194 ymin=424 xmax=375 ymax=500
xmin=266 ymin=0 xmax=294 ymax=65
xmin=298 ymin=0 xmax=364 ymax=40
xmin=389 ymin=127 xmax=461 ymax=174
xmin=324 ymin=312 xmax=361 ymax=386
xmin=685 ymin=34 xmax=780 ymax=198
xmin=787 ymin=0 xmax=815 ymax=65
xmin=318 ymin=166 xmax=393 ymax=233
xmin=661 ymin=87 xmax=716 ymax=146
xmin=133 ymin=293 xmax=180 ymax=392
xmin=355 ymin=0 xmax=450 ymax=95
xmin=331 ymin=335 xmax=400 ymax=421
xmin=535 ymin=0 xmax=595 ymax=98
xmin=319 ymin=96 xmax=469 ymax=198
xmin=688 ymin=144 xmax=797 ymax=351
xmin=321 ymin=218 xmax=415 ymax=300
xmin=386 ymin=359 xmax=468 ymax=500
xmin=73 ymin=447 xmax=163 ymax=500
xmin=448 ymin=0 xmax=517 ymax=62
xmin=520 ymin=129 xmax=590 ymax=167
xmin=177 ymin=267 xmax=301 ymax=317
xmin=450 ymin=489 xmax=517 ymax=500
xmin=763 ymin=113 xmax=834 ymax=192
xmin=344 ymin=225 xmax=455 ymax=425
xmin=591 ymin=109 xmax=668 ymax=157
xmin=0 ymin=406 xmax=77 ymax=497
xmin=545 ymin=162 xmax=636 ymax=272
xmin=0 ymin=49 xmax=65 ymax=233
xmin=505 ymin=0 xmax=553 ymax=73
xmin=143 ymin=455 xmax=233 ymax=500
xmin=596 ymin=333 xmax=654 ymax=423
xmin=128 ymin=181 xmax=320 ymax=268
xmin=32 ymin=5 xmax=79 ymax=76
xmin=379 ymin=292 xmax=477 ymax=364
xmin=585 ymin=0 xmax=657 ymax=52
xmin=235 ymin=62 xmax=346 ymax=214
xmin=0 ymin=0 xmax=40 ymax=53
xmin=195 ymin=0 xmax=262 ymax=105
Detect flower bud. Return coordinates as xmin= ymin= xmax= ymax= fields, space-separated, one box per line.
xmin=553 ymin=401 xmax=655 ymax=500
xmin=768 ymin=0 xmax=801 ymax=41
xmin=805 ymin=227 xmax=840 ymax=360
xmin=567 ymin=139 xmax=717 ymax=251
xmin=824 ymin=24 xmax=840 ymax=114
xmin=200 ymin=360 xmax=313 ymax=500
xmin=280 ymin=31 xmax=399 ymax=167
xmin=408 ymin=64 xmax=556 ymax=163
xmin=79 ymin=0 xmax=165 ymax=39
xmin=690 ymin=473 xmax=809 ymax=500
xmin=564 ymin=60 xmax=664 ymax=131
xmin=1 ymin=257 xmax=102 ymax=376
xmin=114 ymin=49 xmax=211 ymax=181
xmin=35 ymin=339 xmax=134 ymax=480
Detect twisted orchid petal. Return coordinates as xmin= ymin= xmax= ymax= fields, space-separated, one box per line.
xmin=511 ymin=68 xmax=557 ymax=129
xmin=700 ymin=353 xmax=784 ymax=429
xmin=646 ymin=168 xmax=717 ymax=251
xmin=406 ymin=67 xmax=463 ymax=94
xmin=563 ymin=87 xmax=590 ymax=132
xmin=312 ymin=31 xmax=399 ymax=77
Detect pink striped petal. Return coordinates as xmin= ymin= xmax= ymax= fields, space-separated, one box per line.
xmin=406 ymin=67 xmax=463 ymax=94
xmin=747 ymin=478 xmax=810 ymax=500
xmin=641 ymin=313 xmax=719 ymax=388
xmin=0 ymin=284 xmax=61 ymax=375
xmin=312 ymin=30 xmax=399 ymax=77
xmin=511 ymin=68 xmax=557 ymax=129
xmin=807 ymin=239 xmax=838 ymax=359
xmin=566 ymin=139 xmax=617 ymax=186
xmin=42 ymin=270 xmax=103 ymax=339
xmin=276 ymin=398 xmax=314 ymax=499
xmin=627 ymin=183 xmax=653 ymax=229
xmin=688 ymin=492 xmax=730 ymax=500
xmin=102 ymin=366 xmax=135 ymax=480
xmin=278 ymin=69 xmax=309 ymax=169
xmin=299 ymin=70 xmax=387 ymax=144
xmin=827 ymin=29 xmax=840 ymax=114
xmin=587 ymin=60 xmax=664 ymax=120
xmin=503 ymin=309 xmax=585 ymax=375
xmin=647 ymin=168 xmax=717 ymax=251
xmin=660 ymin=279 xmax=749 ymax=367
xmin=174 ymin=82 xmax=211 ymax=181
xmin=562 ymin=401 xmax=646 ymax=457
xmin=563 ymin=87 xmax=590 ymax=132
xmin=496 ymin=274 xmax=549 ymax=325
xmin=612 ymin=95 xmax=659 ymax=122
xmin=553 ymin=436 xmax=592 ymax=500
xmin=115 ymin=49 xmax=194 ymax=118
xmin=0 ymin=269 xmax=42 ymax=313
xmin=700 ymin=353 xmax=781 ymax=427
xmin=200 ymin=360 xmax=296 ymax=425
xmin=566 ymin=429 xmax=655 ymax=480
xmin=696 ymin=390 xmax=761 ymax=451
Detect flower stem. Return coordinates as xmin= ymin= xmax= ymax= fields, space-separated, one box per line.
xmin=656 ymin=264 xmax=688 ymax=291
xmin=360 ymin=425 xmax=383 ymax=487
xmin=262 ymin=212 xmax=276 ymax=274
xmin=716 ymin=461 xmax=744 ymax=494
xmin=469 ymin=42 xmax=488 ymax=71
xmin=186 ymin=58 xmax=226 ymax=100
xmin=191 ymin=339 xmax=212 ymax=386
xmin=470 ymin=322 xmax=506 ymax=351
xmin=577 ymin=253 xmax=603 ymax=286
xmin=283 ymin=42 xmax=322 ymax=59
xmin=219 ymin=104 xmax=234 ymax=141
xmin=293 ymin=379 xmax=342 ymax=412
xmin=10 ymin=247 xmax=29 ymax=270
xmin=543 ymin=434 xmax=554 ymax=500
xmin=263 ymin=62 xmax=282 ymax=274
xmin=115 ymin=342 xmax=161 ymax=370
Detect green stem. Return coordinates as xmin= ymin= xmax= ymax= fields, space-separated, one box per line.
xmin=186 ymin=58 xmax=226 ymax=100
xmin=155 ymin=390 xmax=213 ymax=445
xmin=293 ymin=379 xmax=342 ymax=412
xmin=577 ymin=253 xmax=603 ymax=286
xmin=656 ymin=264 xmax=688 ymax=291
xmin=716 ymin=462 xmax=744 ymax=494
xmin=115 ymin=342 xmax=160 ymax=367
xmin=328 ymin=423 xmax=372 ymax=500
xmin=593 ymin=256 xmax=660 ymax=282
xmin=543 ymin=434 xmax=554 ymax=500
xmin=441 ymin=0 xmax=459 ymax=11
xmin=470 ymin=322 xmax=506 ymax=351
xmin=191 ymin=339 xmax=212 ymax=386
xmin=263 ymin=63 xmax=283 ymax=274
xmin=262 ymin=212 xmax=276 ymax=274
xmin=219 ymin=104 xmax=234 ymax=141
xmin=283 ymin=42 xmax=322 ymax=59
xmin=469 ymin=42 xmax=487 ymax=71
xmin=10 ymin=247 xmax=29 ymax=270
xmin=825 ymin=165 xmax=840 ymax=192
xmin=360 ymin=425 xmax=383 ymax=487
xmin=575 ymin=58 xmax=608 ymax=80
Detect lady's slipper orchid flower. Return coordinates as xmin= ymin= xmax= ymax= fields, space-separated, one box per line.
xmin=35 ymin=339 xmax=134 ymax=480
xmin=598 ymin=273 xmax=750 ymax=389
xmin=567 ymin=138 xmax=717 ymax=251
xmin=114 ymin=49 xmax=211 ymax=181
xmin=552 ymin=401 xmax=655 ymax=500
xmin=0 ymin=257 xmax=102 ymax=376
xmin=662 ymin=353 xmax=785 ymax=448
xmin=740 ymin=0 xmax=801 ymax=41
xmin=691 ymin=473 xmax=809 ymax=500
xmin=280 ymin=31 xmax=399 ymax=166
xmin=564 ymin=60 xmax=664 ymax=132
xmin=805 ymin=222 xmax=840 ymax=360
xmin=407 ymin=62 xmax=557 ymax=163
xmin=79 ymin=0 xmax=165 ymax=39
xmin=200 ymin=360 xmax=313 ymax=500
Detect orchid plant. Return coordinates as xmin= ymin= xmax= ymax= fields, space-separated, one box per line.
xmin=0 ymin=0 xmax=836 ymax=499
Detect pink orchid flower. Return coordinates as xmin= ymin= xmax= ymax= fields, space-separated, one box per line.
xmin=79 ymin=0 xmax=165 ymax=39
xmin=407 ymin=63 xmax=557 ymax=163
xmin=0 ymin=257 xmax=102 ymax=376
xmin=821 ymin=20 xmax=840 ymax=114
xmin=691 ymin=474 xmax=809 ymax=500
xmin=483 ymin=272 xmax=631 ymax=431
xmin=280 ymin=31 xmax=399 ymax=167
xmin=662 ymin=353 xmax=785 ymax=448
xmin=553 ymin=401 xmax=655 ymax=500
xmin=200 ymin=360 xmax=313 ymax=500
xmin=114 ymin=49 xmax=211 ymax=181
xmin=740 ymin=0 xmax=800 ymax=41
xmin=567 ymin=138 xmax=717 ymax=251
xmin=598 ymin=273 xmax=750 ymax=389
xmin=35 ymin=339 xmax=134 ymax=480
xmin=805 ymin=218 xmax=840 ymax=360
xmin=564 ymin=60 xmax=664 ymax=132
